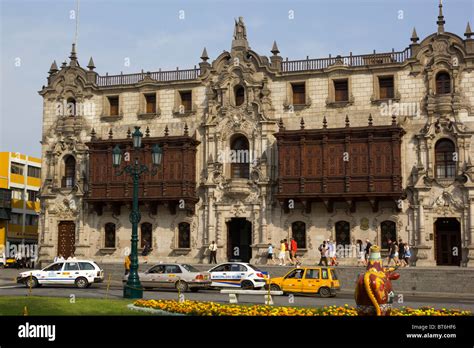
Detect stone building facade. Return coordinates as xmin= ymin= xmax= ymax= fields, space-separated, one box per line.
xmin=38 ymin=5 xmax=474 ymax=266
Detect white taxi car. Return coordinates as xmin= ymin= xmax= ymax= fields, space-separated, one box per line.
xmin=208 ymin=262 xmax=268 ymax=289
xmin=17 ymin=260 xmax=104 ymax=288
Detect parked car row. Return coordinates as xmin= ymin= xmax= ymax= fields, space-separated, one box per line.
xmin=16 ymin=260 xmax=340 ymax=297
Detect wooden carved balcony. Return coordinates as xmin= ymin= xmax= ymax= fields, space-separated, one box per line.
xmin=274 ymin=121 xmax=405 ymax=213
xmin=85 ymin=135 xmax=200 ymax=214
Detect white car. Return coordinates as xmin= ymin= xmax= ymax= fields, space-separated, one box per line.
xmin=208 ymin=262 xmax=268 ymax=289
xmin=17 ymin=260 xmax=104 ymax=288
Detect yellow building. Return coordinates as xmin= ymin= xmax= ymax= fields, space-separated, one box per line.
xmin=0 ymin=152 xmax=41 ymax=253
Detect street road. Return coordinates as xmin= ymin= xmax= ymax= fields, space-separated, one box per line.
xmin=1 ymin=281 xmax=474 ymax=311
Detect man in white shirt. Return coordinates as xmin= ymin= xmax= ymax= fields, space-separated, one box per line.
xmin=209 ymin=241 xmax=217 ymax=264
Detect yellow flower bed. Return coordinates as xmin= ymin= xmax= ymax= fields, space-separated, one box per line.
xmin=133 ymin=300 xmax=471 ymax=316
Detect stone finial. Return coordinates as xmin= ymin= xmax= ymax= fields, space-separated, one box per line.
xmin=345 ymin=115 xmax=350 ymax=127
xmin=300 ymin=118 xmax=305 ymax=130
xmin=164 ymin=125 xmax=169 ymax=136
xmin=69 ymin=43 xmax=78 ymax=67
xmin=465 ymin=22 xmax=473 ymax=39
xmin=392 ymin=114 xmax=397 ymax=125
xmin=145 ymin=126 xmax=150 ymax=137
xmin=278 ymin=118 xmax=285 ymax=130
xmin=184 ymin=123 xmax=189 ymax=136
xmin=437 ymin=0 xmax=445 ymax=34
xmin=127 ymin=128 xmax=131 ymax=138
xmin=87 ymin=57 xmax=96 ymax=71
xmin=271 ymin=41 xmax=280 ymax=55
xmin=61 ymin=61 xmax=67 ymax=68
xmin=368 ymin=113 xmax=373 ymax=126
xmin=200 ymin=47 xmax=209 ymax=62
xmin=90 ymin=128 xmax=96 ymax=140
xmin=108 ymin=128 xmax=113 ymax=139
xmin=48 ymin=60 xmax=58 ymax=74
xmin=411 ymin=27 xmax=419 ymax=43
xmin=323 ymin=115 xmax=327 ymax=129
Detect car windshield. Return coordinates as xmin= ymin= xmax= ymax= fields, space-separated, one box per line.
xmin=181 ymin=264 xmax=199 ymax=272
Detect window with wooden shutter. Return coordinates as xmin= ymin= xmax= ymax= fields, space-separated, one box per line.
xmin=105 ymin=223 xmax=116 ymax=248
xmin=334 ymin=80 xmax=348 ymax=102
xmin=178 ymin=222 xmax=190 ymax=248
xmin=378 ymin=76 xmax=394 ymax=99
xmin=179 ymin=91 xmax=192 ymax=112
xmin=435 ymin=139 xmax=456 ymax=178
xmin=231 ymin=135 xmax=250 ymax=179
xmin=108 ymin=96 xmax=119 ymax=116
xmin=291 ymin=83 xmax=306 ymax=105
xmin=145 ymin=94 xmax=156 ymax=113
xmin=436 ymin=72 xmax=451 ymax=94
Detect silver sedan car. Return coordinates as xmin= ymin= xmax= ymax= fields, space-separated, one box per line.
xmin=124 ymin=263 xmax=211 ymax=292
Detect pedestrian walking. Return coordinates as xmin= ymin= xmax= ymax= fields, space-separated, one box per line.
xmin=364 ymin=239 xmax=372 ymax=262
xmin=266 ymin=243 xmax=276 ymax=265
xmin=398 ymin=238 xmax=406 ymax=267
xmin=284 ymin=239 xmax=292 ymax=265
xmin=318 ymin=241 xmax=328 ymax=266
xmin=290 ymin=238 xmax=301 ymax=266
xmin=209 ymin=241 xmax=218 ymax=264
xmin=404 ymin=244 xmax=411 ymax=266
xmin=278 ymin=240 xmax=286 ymax=265
xmin=142 ymin=242 xmax=151 ymax=263
xmin=124 ymin=255 xmax=131 ymax=275
xmin=328 ymin=239 xmax=338 ymax=266
xmin=356 ymin=239 xmax=366 ymax=266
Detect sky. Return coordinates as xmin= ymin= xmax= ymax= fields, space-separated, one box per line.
xmin=0 ymin=0 xmax=473 ymax=158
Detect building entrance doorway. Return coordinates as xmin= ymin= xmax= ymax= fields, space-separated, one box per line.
xmin=434 ymin=218 xmax=461 ymax=266
xmin=226 ymin=218 xmax=252 ymax=262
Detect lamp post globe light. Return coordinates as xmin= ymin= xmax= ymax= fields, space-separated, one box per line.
xmin=113 ymin=126 xmax=162 ymax=299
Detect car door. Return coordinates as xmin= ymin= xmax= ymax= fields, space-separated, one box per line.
xmin=280 ymin=269 xmax=304 ymax=293
xmin=163 ymin=265 xmax=183 ymax=288
xmin=301 ymin=268 xmax=321 ymax=293
xmin=62 ymin=261 xmax=81 ymax=284
xmin=41 ymin=262 xmax=64 ymax=284
xmin=142 ymin=265 xmax=165 ymax=288
xmin=229 ymin=264 xmax=247 ymax=286
xmin=209 ymin=264 xmax=232 ymax=287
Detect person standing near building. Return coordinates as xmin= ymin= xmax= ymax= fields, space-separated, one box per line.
xmin=403 ymin=243 xmax=411 ymax=267
xmin=283 ymin=239 xmax=291 ymax=265
xmin=364 ymin=239 xmax=372 ymax=262
xmin=356 ymin=239 xmax=366 ymax=266
xmin=124 ymin=254 xmax=131 ymax=275
xmin=398 ymin=238 xmax=406 ymax=267
xmin=209 ymin=241 xmax=217 ymax=264
xmin=290 ymin=238 xmax=301 ymax=266
xmin=278 ymin=240 xmax=286 ymax=265
xmin=318 ymin=241 xmax=328 ymax=266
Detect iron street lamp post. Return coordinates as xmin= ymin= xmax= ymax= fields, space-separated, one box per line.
xmin=112 ymin=126 xmax=162 ymax=299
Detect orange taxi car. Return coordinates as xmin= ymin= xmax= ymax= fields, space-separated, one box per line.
xmin=266 ymin=267 xmax=340 ymax=297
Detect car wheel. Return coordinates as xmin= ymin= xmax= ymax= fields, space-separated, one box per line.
xmin=269 ymin=284 xmax=281 ymax=291
xmin=190 ymin=288 xmax=199 ymax=292
xmin=175 ymin=280 xmax=188 ymax=292
xmin=75 ymin=277 xmax=89 ymax=289
xmin=25 ymin=276 xmax=38 ymax=288
xmin=319 ymin=287 xmax=331 ymax=298
xmin=241 ymin=280 xmax=254 ymax=290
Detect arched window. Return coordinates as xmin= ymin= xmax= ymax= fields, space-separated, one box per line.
xmin=380 ymin=221 xmax=397 ymax=250
xmin=435 ymin=139 xmax=456 ymax=179
xmin=66 ymin=98 xmax=76 ymax=116
xmin=291 ymin=221 xmax=306 ymax=249
xmin=234 ymin=85 xmax=245 ymax=106
xmin=335 ymin=221 xmax=350 ymax=246
xmin=140 ymin=222 xmax=152 ymax=248
xmin=104 ymin=223 xmax=116 ymax=248
xmin=62 ymin=156 xmax=76 ymax=188
xmin=436 ymin=71 xmax=451 ymax=94
xmin=231 ymin=135 xmax=250 ymax=179
xmin=178 ymin=222 xmax=190 ymax=248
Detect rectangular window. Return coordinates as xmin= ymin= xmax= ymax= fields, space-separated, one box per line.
xmin=28 ymin=190 xmax=39 ymax=202
xmin=10 ymin=213 xmax=23 ymax=225
xmin=179 ymin=91 xmax=192 ymax=112
xmin=334 ymin=79 xmax=349 ymax=102
xmin=0 ymin=189 xmax=11 ymax=208
xmin=145 ymin=94 xmax=156 ymax=114
xmin=27 ymin=166 xmax=41 ymax=178
xmin=291 ymin=83 xmax=306 ymax=105
xmin=11 ymin=163 xmax=24 ymax=175
xmin=11 ymin=188 xmax=24 ymax=200
xmin=378 ymin=76 xmax=394 ymax=99
xmin=25 ymin=214 xmax=38 ymax=226
xmin=108 ymin=96 xmax=119 ymax=116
